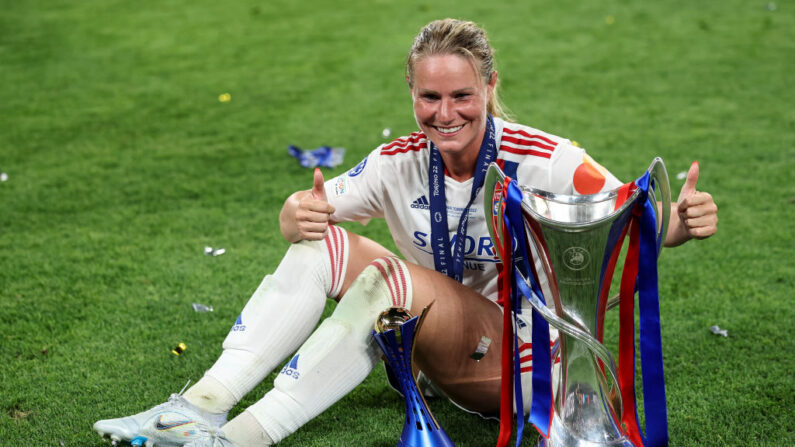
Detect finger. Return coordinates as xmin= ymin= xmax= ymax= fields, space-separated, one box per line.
xmin=297 ymin=208 xmax=331 ymax=223
xmin=677 ymin=161 xmax=699 ymax=203
xmin=688 ymin=225 xmax=717 ymax=239
xmin=299 ymin=230 xmax=329 ymax=241
xmin=299 ymin=220 xmax=330 ymax=235
xmin=303 ymin=200 xmax=336 ymax=214
xmin=683 ymin=215 xmax=717 ymax=229
xmin=312 ymin=167 xmax=327 ymax=201
xmin=681 ymin=200 xmax=718 ymax=219
xmin=677 ymin=191 xmax=714 ymax=214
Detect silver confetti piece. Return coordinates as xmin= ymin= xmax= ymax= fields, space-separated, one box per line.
xmin=0 ymin=172 xmax=7 ymax=182
xmin=710 ymin=325 xmax=728 ymax=337
xmin=204 ymin=246 xmax=225 ymax=256
xmin=381 ymin=128 xmax=392 ymax=138
xmin=192 ymin=303 xmax=214 ymax=312
xmin=676 ymin=171 xmax=687 ymax=180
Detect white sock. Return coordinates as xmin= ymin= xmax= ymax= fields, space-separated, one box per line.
xmin=193 ymin=226 xmax=349 ymax=408
xmin=246 ymin=257 xmax=412 ymax=444
xmin=183 ymin=375 xmax=237 ymax=418
xmin=222 ymin=411 xmax=274 ymax=447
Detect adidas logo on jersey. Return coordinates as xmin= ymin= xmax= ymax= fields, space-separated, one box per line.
xmin=410 ymin=195 xmax=430 ymax=210
xmin=280 ymin=354 xmax=300 ymax=380
xmin=231 ymin=314 xmax=246 ymax=332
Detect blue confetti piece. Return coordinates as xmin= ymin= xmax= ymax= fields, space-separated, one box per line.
xmin=288 ymin=145 xmax=345 ymax=168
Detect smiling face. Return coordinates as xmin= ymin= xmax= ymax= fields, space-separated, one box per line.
xmin=410 ymin=53 xmax=496 ymax=173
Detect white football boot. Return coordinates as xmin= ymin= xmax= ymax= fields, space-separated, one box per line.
xmin=182 ymin=428 xmax=240 ymax=447
xmin=93 ymin=393 xmax=226 ymax=446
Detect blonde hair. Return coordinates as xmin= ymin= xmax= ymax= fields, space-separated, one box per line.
xmin=406 ymin=18 xmax=511 ymax=120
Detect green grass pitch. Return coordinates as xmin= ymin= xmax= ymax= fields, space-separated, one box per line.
xmin=0 ymin=0 xmax=792 ymax=445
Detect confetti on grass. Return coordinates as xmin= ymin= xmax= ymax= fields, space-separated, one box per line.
xmin=288 ymin=145 xmax=345 ymax=168
xmin=204 ymin=246 xmax=226 ymax=256
xmin=192 ymin=303 xmax=214 ymax=312
xmin=710 ymin=325 xmax=728 ymax=337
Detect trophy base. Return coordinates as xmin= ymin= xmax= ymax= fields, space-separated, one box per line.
xmin=397 ymin=426 xmax=456 ymax=447
xmin=538 ymin=412 xmax=636 ymax=447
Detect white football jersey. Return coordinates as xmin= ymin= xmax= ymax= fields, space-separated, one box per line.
xmin=324 ymin=117 xmax=621 ymax=303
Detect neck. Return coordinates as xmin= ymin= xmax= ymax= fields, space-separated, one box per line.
xmin=441 ymin=151 xmax=478 ymax=182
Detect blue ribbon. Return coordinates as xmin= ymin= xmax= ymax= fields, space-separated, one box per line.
xmin=633 ymin=172 xmax=669 ymax=447
xmin=503 ymin=179 xmax=553 ymax=441
xmin=428 ymin=116 xmax=497 ymax=282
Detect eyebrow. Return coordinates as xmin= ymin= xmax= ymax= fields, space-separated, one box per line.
xmin=418 ymin=87 xmax=476 ymax=95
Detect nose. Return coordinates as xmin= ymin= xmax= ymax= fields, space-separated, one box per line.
xmin=438 ymin=97 xmax=454 ymax=123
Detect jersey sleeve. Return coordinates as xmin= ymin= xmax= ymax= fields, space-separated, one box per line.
xmin=323 ymin=147 xmax=385 ymax=225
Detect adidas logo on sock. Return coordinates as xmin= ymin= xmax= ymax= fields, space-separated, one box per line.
xmin=231 ymin=314 xmax=246 ymax=332
xmin=410 ymin=195 xmax=430 ymax=210
xmin=280 ymin=354 xmax=300 ymax=380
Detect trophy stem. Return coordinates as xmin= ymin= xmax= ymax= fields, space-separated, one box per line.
xmin=372 ymin=308 xmax=455 ymax=447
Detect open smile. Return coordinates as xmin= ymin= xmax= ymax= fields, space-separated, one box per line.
xmin=434 ymin=124 xmax=464 ymax=135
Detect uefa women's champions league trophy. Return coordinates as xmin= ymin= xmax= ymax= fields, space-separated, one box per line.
xmin=372 ymin=306 xmax=456 ymax=447
xmin=484 ymin=158 xmax=672 ymax=447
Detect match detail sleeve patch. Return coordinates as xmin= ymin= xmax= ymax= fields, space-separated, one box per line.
xmin=573 ymin=154 xmax=608 ymax=195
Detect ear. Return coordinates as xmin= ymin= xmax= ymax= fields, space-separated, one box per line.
xmin=488 ymin=70 xmax=498 ymax=91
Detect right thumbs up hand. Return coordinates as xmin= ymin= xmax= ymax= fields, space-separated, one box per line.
xmin=291 ymin=168 xmax=336 ymax=241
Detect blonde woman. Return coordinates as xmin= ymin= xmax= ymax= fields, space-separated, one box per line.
xmin=94 ymin=19 xmax=717 ymax=447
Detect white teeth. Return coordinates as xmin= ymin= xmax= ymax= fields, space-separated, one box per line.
xmin=437 ymin=125 xmax=463 ymax=134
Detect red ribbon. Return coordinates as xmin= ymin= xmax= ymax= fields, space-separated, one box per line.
xmin=618 ymin=211 xmax=645 ymax=447
xmin=495 ymin=178 xmax=514 ymax=447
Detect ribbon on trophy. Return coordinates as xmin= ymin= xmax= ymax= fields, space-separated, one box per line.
xmin=495 ymin=177 xmax=553 ymax=447
xmin=616 ymin=171 xmax=669 ymax=447
xmin=494 ymin=171 xmax=668 ymax=447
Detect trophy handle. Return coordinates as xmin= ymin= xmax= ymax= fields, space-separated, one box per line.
xmin=483 ymin=163 xmax=506 ymax=257
xmin=647 ymin=157 xmax=671 ymax=254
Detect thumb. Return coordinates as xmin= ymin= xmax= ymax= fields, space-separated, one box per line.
xmin=678 ymin=161 xmax=699 ymax=203
xmin=311 ymin=167 xmax=327 ymax=201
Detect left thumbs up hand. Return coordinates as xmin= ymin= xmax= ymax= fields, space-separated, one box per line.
xmin=667 ymin=161 xmax=718 ymax=246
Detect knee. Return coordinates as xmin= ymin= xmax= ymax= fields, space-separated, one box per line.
xmin=343 ymin=256 xmax=413 ymax=311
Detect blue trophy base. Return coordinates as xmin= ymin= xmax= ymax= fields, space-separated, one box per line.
xmin=372 ymin=312 xmax=456 ymax=447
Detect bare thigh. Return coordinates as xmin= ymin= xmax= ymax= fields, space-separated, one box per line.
xmin=337 ymin=230 xmax=503 ymax=414
xmin=406 ymin=263 xmax=503 ymax=414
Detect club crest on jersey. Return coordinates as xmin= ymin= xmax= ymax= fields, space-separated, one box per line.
xmin=280 ymin=354 xmax=300 ymax=380
xmin=410 ymin=195 xmax=430 ymax=210
xmin=348 ymin=157 xmax=367 ymax=177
